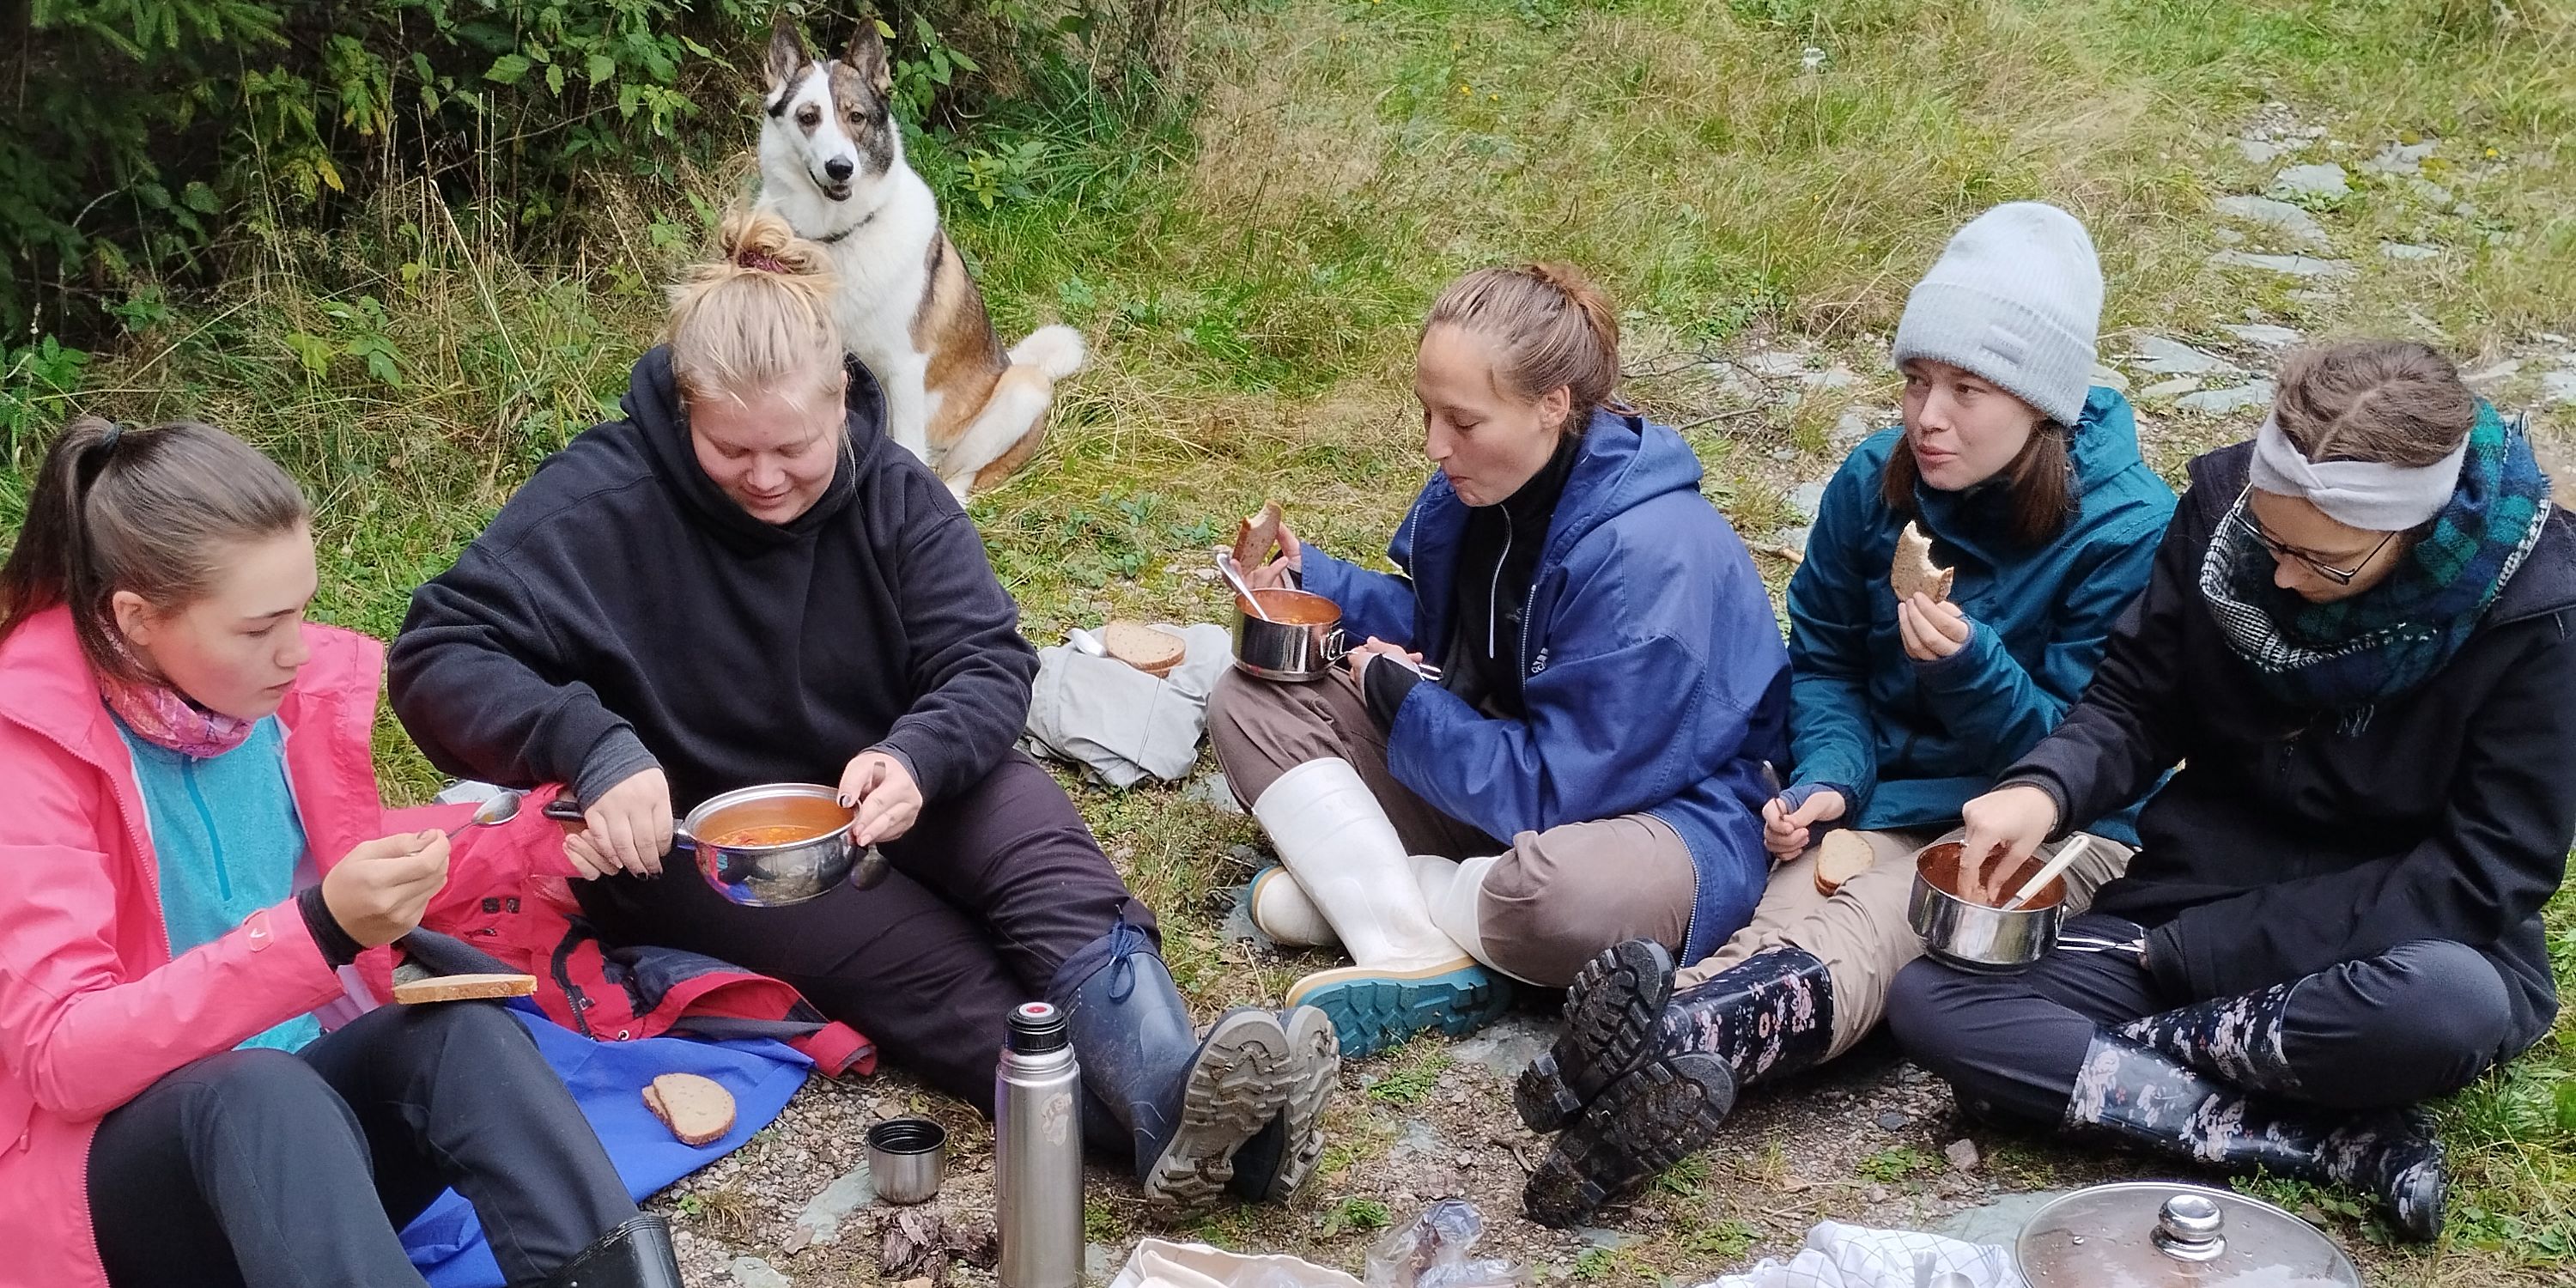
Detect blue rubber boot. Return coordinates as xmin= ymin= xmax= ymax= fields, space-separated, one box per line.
xmin=1050 ymin=918 xmax=1302 ymax=1212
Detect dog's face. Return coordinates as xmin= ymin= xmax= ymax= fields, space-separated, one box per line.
xmin=761 ymin=19 xmax=898 ymax=204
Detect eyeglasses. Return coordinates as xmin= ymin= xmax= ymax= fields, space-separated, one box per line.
xmin=2227 ymin=488 xmax=2397 ymax=586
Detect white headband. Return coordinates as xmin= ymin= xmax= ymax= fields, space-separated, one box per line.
xmin=2247 ymin=411 xmax=2466 ymax=531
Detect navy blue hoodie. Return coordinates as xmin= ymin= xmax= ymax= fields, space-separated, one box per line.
xmin=388 ymin=348 xmax=1038 ymax=813
xmin=1300 ymin=409 xmax=1791 ymax=959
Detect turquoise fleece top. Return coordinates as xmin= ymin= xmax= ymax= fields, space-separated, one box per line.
xmin=113 ymin=715 xmax=321 ymax=1053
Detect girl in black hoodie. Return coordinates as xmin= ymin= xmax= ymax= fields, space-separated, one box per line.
xmin=1888 ymin=340 xmax=2576 ymax=1241
xmin=389 ymin=210 xmax=1337 ymax=1211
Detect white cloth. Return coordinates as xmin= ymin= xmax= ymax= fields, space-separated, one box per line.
xmin=1692 ymin=1222 xmax=2024 ymax=1288
xmin=1891 ymin=202 xmax=2102 ymax=428
xmin=1110 ymin=1238 xmax=1365 ymax=1288
xmin=2248 ymin=410 xmax=2467 ymax=531
xmin=1023 ymin=624 xmax=1235 ymax=787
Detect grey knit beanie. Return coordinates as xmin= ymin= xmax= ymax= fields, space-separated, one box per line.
xmin=1891 ymin=202 xmax=2102 ymax=428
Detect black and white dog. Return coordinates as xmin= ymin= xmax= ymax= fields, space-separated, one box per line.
xmin=756 ymin=17 xmax=1083 ymax=498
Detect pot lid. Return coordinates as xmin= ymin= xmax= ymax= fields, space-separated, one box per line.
xmin=2014 ymin=1182 xmax=2361 ymax=1288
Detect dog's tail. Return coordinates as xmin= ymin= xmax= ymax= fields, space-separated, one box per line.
xmin=1008 ymin=325 xmax=1087 ymax=382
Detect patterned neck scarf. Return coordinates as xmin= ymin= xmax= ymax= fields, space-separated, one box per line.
xmin=96 ymin=672 xmax=260 ymax=758
xmin=2198 ymin=404 xmax=2552 ymax=731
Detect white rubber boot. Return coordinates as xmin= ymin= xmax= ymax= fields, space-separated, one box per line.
xmin=1415 ymin=854 xmax=1540 ymax=984
xmin=1250 ymin=758 xmax=1513 ymax=1056
xmin=1247 ymin=867 xmax=1340 ymax=949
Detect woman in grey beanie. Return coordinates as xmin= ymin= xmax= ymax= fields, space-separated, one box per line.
xmin=1514 ymin=202 xmax=2178 ymax=1227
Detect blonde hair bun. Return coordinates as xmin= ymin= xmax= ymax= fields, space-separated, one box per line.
xmin=665 ymin=207 xmax=845 ymax=404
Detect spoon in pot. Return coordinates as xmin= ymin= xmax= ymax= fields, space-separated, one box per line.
xmin=1214 ymin=552 xmax=1278 ymax=622
xmin=443 ymin=789 xmax=526 ymax=841
xmin=2000 ymin=833 xmax=2097 ymax=912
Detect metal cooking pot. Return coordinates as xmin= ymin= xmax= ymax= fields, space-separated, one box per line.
xmin=1906 ymin=830 xmax=2072 ymax=973
xmin=2015 ymin=1182 xmax=2361 ymax=1287
xmin=545 ymin=782 xmax=892 ymax=908
xmin=1232 ymin=586 xmax=1349 ymax=682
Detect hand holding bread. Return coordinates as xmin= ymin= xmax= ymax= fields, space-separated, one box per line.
xmin=1220 ymin=500 xmax=1302 ymax=591
xmin=1890 ymin=521 xmax=1953 ymax=602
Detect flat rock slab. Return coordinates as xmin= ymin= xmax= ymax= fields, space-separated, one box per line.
xmin=2362 ymin=140 xmax=2438 ymax=177
xmin=2380 ymin=241 xmax=2441 ymax=260
xmin=2211 ymin=194 xmax=2328 ymax=247
xmin=731 ymin=1255 xmax=794 ymax=1288
xmin=1447 ymin=1012 xmax=1557 ymax=1078
xmin=787 ymin=1160 xmax=876 ymax=1250
xmin=2269 ymin=162 xmax=2351 ymax=199
xmin=2223 ymin=323 xmax=2304 ymax=348
xmin=2128 ymin=334 xmax=2239 ymax=376
xmin=1935 ymin=1187 xmax=2088 ymax=1247
xmin=2176 ymin=380 xmax=2277 ymax=416
xmin=2138 ymin=376 xmax=2203 ymax=401
xmin=2544 ymin=368 xmax=2576 ymax=406
xmin=2208 ymin=251 xmax=2354 ymax=279
xmin=1787 ymin=481 xmax=1828 ymax=523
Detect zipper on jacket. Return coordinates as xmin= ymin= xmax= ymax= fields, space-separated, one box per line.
xmin=179 ymin=758 xmax=233 ymax=902
xmin=1487 ymin=526 xmax=1512 ymax=658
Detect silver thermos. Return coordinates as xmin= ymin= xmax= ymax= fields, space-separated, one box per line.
xmin=995 ymin=1000 xmax=1084 ymax=1288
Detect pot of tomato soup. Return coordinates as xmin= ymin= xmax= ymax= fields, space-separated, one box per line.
xmin=1232 ymin=586 xmax=1349 ymax=682
xmin=682 ymin=783 xmax=881 ymax=908
xmin=1906 ymin=833 xmax=2071 ymax=973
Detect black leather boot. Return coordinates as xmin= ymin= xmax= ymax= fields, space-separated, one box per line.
xmin=1051 ymin=919 xmax=1301 ymax=1212
xmin=537 ymin=1213 xmax=683 ymax=1288
xmin=1522 ymin=946 xmax=1834 ymax=1228
xmin=2065 ymin=1031 xmax=2445 ymax=1241
xmin=2114 ymin=981 xmax=2305 ymax=1095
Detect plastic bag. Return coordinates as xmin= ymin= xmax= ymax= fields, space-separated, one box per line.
xmin=1364 ymin=1200 xmax=1528 ymax=1288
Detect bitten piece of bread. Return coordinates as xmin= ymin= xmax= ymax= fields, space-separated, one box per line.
xmin=1890 ymin=521 xmax=1955 ymax=602
xmin=391 ymin=972 xmax=538 ymax=1005
xmin=642 ymin=1072 xmax=737 ymax=1147
xmin=1232 ymin=500 xmax=1285 ymax=570
xmin=1813 ymin=830 xmax=1877 ymax=897
xmin=1102 ymin=621 xmax=1188 ymax=677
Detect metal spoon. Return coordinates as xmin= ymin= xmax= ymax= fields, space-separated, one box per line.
xmin=444 ymin=788 xmax=525 ymax=840
xmin=1215 ymin=552 xmax=1277 ymax=622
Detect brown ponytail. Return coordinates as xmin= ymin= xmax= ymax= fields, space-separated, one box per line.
xmin=666 ymin=207 xmax=845 ymax=408
xmin=0 ymin=417 xmax=309 ymax=681
xmin=1880 ymin=422 xmax=2075 ymax=548
xmin=1425 ymin=262 xmax=1624 ymax=433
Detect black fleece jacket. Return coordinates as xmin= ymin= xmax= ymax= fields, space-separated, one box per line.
xmin=387 ymin=347 xmax=1038 ymax=814
xmin=2008 ymin=441 xmax=2576 ymax=1051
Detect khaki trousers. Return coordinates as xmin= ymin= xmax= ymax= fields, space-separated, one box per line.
xmin=1676 ymin=826 xmax=2132 ymax=1058
xmin=1206 ymin=668 xmax=1698 ymax=987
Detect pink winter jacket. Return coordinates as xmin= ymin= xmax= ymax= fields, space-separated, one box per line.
xmin=0 ymin=606 xmax=556 ymax=1288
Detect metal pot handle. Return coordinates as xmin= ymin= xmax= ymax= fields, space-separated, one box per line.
xmin=1321 ymin=627 xmax=1349 ymax=664
xmin=542 ymin=795 xmax=694 ymax=850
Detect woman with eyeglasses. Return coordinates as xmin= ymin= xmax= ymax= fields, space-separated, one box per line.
xmin=1886 ymin=339 xmax=2576 ymax=1242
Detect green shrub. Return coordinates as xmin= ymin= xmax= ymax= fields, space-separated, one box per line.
xmin=3 ymin=0 xmax=1191 ymax=340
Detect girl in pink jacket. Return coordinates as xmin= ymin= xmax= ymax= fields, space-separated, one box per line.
xmin=0 ymin=418 xmax=679 ymax=1288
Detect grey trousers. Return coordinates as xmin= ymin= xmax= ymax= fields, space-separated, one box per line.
xmin=1207 ymin=667 xmax=1698 ymax=987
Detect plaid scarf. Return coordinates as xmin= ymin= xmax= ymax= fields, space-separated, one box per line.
xmin=2199 ymin=404 xmax=2551 ymax=729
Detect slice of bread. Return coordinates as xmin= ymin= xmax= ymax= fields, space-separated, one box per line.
xmin=1103 ymin=620 xmax=1188 ymax=677
xmin=1890 ymin=521 xmax=1955 ymax=603
xmin=1813 ymin=829 xmax=1877 ymax=897
xmin=642 ymin=1072 xmax=736 ymax=1147
xmin=391 ymin=972 xmax=538 ymax=1005
xmin=1232 ymin=500 xmax=1285 ymax=570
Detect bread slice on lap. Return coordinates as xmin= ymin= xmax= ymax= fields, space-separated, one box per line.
xmin=391 ymin=972 xmax=538 ymax=1005
xmin=643 ymin=1072 xmax=737 ymax=1147
xmin=1813 ymin=830 xmax=1877 ymax=897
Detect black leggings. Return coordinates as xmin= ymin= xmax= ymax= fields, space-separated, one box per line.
xmin=1887 ymin=914 xmax=2519 ymax=1121
xmin=577 ymin=751 xmax=1150 ymax=1114
xmin=88 ymin=1000 xmax=633 ymax=1288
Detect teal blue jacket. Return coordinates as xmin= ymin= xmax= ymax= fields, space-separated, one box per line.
xmin=1784 ymin=386 xmax=2174 ymax=841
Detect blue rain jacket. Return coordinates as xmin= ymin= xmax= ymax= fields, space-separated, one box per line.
xmin=1301 ymin=409 xmax=1790 ymax=959
xmin=1783 ymin=386 xmax=2174 ymax=841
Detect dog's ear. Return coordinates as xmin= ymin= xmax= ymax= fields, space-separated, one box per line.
xmin=767 ymin=14 xmax=809 ymax=91
xmin=847 ymin=19 xmax=893 ymax=100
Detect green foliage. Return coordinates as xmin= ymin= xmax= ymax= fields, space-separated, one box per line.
xmin=1319 ymin=1196 xmax=1391 ymax=1237
xmin=1853 ymin=1145 xmax=1936 ymax=1182
xmin=4 ymin=0 xmax=1194 ymax=338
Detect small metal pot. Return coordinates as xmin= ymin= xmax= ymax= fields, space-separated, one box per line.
xmin=1906 ymin=831 xmax=2070 ymax=973
xmin=1231 ymin=586 xmax=1348 ymax=682
xmin=545 ymin=782 xmax=892 ymax=908
xmin=866 ymin=1117 xmax=949 ymax=1205
xmin=2015 ymin=1182 xmax=2360 ymax=1286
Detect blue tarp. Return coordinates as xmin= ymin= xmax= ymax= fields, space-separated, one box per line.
xmin=398 ymin=1005 xmax=813 ymax=1287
